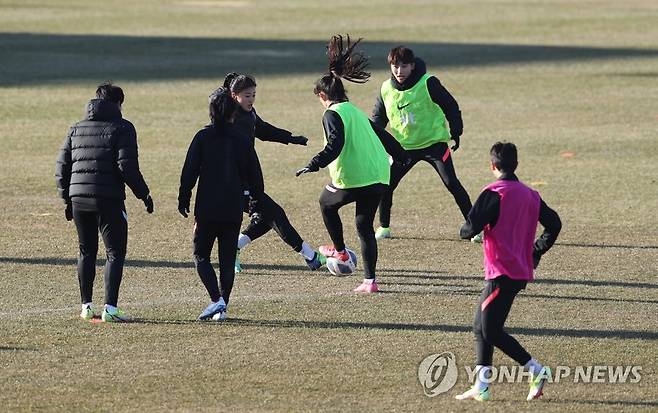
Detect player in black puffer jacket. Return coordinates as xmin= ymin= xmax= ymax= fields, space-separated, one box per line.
xmin=55 ymin=81 xmax=153 ymax=323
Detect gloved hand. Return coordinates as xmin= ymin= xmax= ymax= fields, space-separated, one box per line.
xmin=178 ymin=202 xmax=190 ymax=218
xmin=64 ymin=202 xmax=73 ymax=221
xmin=290 ymin=135 xmax=308 ymax=146
xmin=295 ymin=164 xmax=318 ymax=177
xmin=451 ymin=135 xmax=460 ymax=152
xmin=249 ymin=212 xmax=263 ymax=226
xmin=143 ymin=194 xmax=154 ymax=214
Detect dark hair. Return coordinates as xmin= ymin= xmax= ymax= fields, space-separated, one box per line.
xmin=208 ymin=87 xmax=238 ymax=125
xmin=387 ymin=46 xmax=415 ymax=65
xmin=223 ymin=72 xmax=257 ymax=94
xmin=313 ymin=34 xmax=370 ymax=102
xmin=96 ymin=81 xmax=124 ymax=104
xmin=490 ymin=141 xmax=518 ymax=173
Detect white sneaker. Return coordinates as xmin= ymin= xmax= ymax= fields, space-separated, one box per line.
xmin=80 ymin=304 xmax=95 ymax=320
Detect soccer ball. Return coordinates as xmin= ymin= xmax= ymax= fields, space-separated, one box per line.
xmin=326 ymin=248 xmax=358 ymax=276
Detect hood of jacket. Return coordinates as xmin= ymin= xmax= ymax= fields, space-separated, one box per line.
xmin=390 ymin=57 xmax=427 ymax=91
xmin=85 ymin=99 xmax=122 ymax=121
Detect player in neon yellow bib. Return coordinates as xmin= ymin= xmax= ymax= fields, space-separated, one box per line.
xmin=371 ymin=46 xmax=475 ymax=241
xmin=296 ymin=35 xmax=409 ymax=293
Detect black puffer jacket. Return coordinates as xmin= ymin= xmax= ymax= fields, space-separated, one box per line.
xmin=55 ymin=99 xmax=150 ymax=202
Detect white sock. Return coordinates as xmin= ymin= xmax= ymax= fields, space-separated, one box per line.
xmin=81 ymin=302 xmax=93 ymax=310
xmin=524 ymin=357 xmax=544 ymax=377
xmin=237 ymin=234 xmax=251 ymax=250
xmin=363 ymin=278 xmax=375 ymax=285
xmin=299 ymin=241 xmax=316 ymax=260
xmin=104 ymin=304 xmax=117 ymax=312
xmin=475 ymin=365 xmax=491 ymax=391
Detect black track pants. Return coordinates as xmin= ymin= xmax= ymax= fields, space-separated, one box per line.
xmin=378 ymin=141 xmax=472 ymax=227
xmin=474 ymin=276 xmax=532 ymax=366
xmin=242 ymin=192 xmax=303 ymax=251
xmin=193 ymin=219 xmax=242 ymax=304
xmin=319 ymin=183 xmax=385 ymax=279
xmin=72 ymin=203 xmax=127 ymax=307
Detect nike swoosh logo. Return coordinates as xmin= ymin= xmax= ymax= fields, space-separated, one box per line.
xmin=397 ymin=102 xmax=411 ymax=110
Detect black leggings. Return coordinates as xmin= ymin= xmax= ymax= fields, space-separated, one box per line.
xmin=242 ymin=192 xmax=303 ymax=251
xmin=193 ymin=219 xmax=242 ymax=304
xmin=319 ymin=183 xmax=385 ymax=279
xmin=474 ymin=276 xmax=532 ymax=366
xmin=378 ymin=141 xmax=472 ymax=227
xmin=72 ymin=203 xmax=127 ymax=307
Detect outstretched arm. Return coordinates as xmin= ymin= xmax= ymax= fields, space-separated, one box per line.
xmin=254 ymin=111 xmax=307 ymax=145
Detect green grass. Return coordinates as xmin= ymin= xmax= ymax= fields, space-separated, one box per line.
xmin=1 ymin=0 xmax=657 ymax=411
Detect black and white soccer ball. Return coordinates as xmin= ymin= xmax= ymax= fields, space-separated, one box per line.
xmin=326 ymin=248 xmax=358 ymax=276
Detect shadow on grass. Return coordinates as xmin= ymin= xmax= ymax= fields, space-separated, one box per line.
xmin=378 ymin=283 xmax=658 ymax=305
xmin=2 ymin=256 xmax=655 ymax=291
xmin=396 ymin=236 xmax=658 ymax=250
xmin=0 ymin=346 xmax=38 ymax=352
xmin=216 ymin=318 xmax=658 ymax=341
xmin=554 ymin=399 xmax=658 ymax=408
xmin=2 ymin=33 xmax=658 ymax=86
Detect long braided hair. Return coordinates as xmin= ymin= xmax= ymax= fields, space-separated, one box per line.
xmin=313 ymin=34 xmax=370 ymax=102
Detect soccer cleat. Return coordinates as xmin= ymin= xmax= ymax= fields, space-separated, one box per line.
xmin=211 ymin=309 xmax=227 ymax=321
xmin=234 ymin=249 xmax=242 ymax=273
xmin=198 ymin=300 xmax=226 ymax=321
xmin=80 ymin=304 xmax=95 ymax=320
xmin=527 ymin=367 xmax=551 ymax=401
xmin=319 ymin=245 xmax=349 ymax=262
xmin=101 ymin=307 xmax=129 ymax=323
xmin=455 ymin=386 xmax=490 ymax=401
xmin=471 ymin=233 xmax=483 ymax=243
xmin=353 ymin=280 xmax=379 ymax=293
xmin=375 ymin=227 xmax=391 ymax=240
xmin=305 ymin=251 xmax=326 ymax=270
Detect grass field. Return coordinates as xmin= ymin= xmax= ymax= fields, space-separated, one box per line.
xmin=1 ymin=0 xmax=657 ymax=411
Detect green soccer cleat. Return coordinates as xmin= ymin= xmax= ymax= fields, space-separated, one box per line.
xmin=234 ymin=248 xmax=242 ymax=274
xmin=527 ymin=367 xmax=551 ymax=401
xmin=101 ymin=307 xmax=130 ymax=323
xmin=455 ymin=386 xmax=490 ymax=402
xmin=80 ymin=304 xmax=95 ymax=321
xmin=471 ymin=232 xmax=483 ymax=243
xmin=375 ymin=227 xmax=391 ymax=240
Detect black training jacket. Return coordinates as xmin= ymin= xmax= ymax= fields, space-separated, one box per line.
xmin=178 ymin=123 xmax=264 ymax=222
xmin=55 ymin=99 xmax=150 ymax=203
xmin=371 ymin=58 xmax=463 ymax=138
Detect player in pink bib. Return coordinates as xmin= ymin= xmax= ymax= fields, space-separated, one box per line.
xmin=457 ymin=142 xmax=561 ymax=402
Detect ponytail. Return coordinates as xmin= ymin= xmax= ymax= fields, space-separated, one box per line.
xmin=208 ymin=87 xmax=238 ymax=125
xmin=314 ymin=34 xmax=370 ymax=101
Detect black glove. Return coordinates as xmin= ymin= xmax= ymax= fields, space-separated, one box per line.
xmin=533 ymin=250 xmax=542 ymax=269
xmin=143 ymin=194 xmax=154 ymax=214
xmin=249 ymin=212 xmax=263 ymax=226
xmin=295 ymin=164 xmax=318 ymax=177
xmin=451 ymin=135 xmax=460 ymax=152
xmin=178 ymin=202 xmax=190 ymax=218
xmin=64 ymin=202 xmax=73 ymax=221
xmin=290 ymin=135 xmax=308 ymax=146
